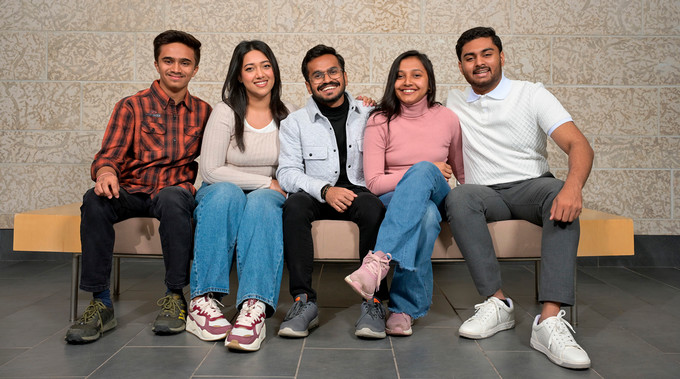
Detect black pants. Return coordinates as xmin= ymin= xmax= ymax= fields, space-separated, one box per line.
xmin=79 ymin=186 xmax=195 ymax=293
xmin=282 ymin=187 xmax=388 ymax=302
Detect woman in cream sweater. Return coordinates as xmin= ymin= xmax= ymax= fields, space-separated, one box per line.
xmin=187 ymin=40 xmax=295 ymax=351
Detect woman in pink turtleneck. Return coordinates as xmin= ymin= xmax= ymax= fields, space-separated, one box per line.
xmin=345 ymin=51 xmax=465 ymax=337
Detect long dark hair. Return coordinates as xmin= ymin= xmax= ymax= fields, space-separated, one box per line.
xmin=221 ymin=40 xmax=289 ymax=152
xmin=370 ymin=50 xmax=438 ymax=128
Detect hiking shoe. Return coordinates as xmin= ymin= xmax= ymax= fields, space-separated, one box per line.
xmin=386 ymin=312 xmax=413 ymax=336
xmin=278 ymin=294 xmax=319 ymax=338
xmin=65 ymin=299 xmax=117 ymax=344
xmin=459 ymin=297 xmax=515 ymax=339
xmin=355 ymin=297 xmax=386 ymax=339
xmin=344 ymin=250 xmax=392 ymax=300
xmin=226 ymin=299 xmax=267 ymax=351
xmin=152 ymin=292 xmax=187 ymax=335
xmin=530 ymin=310 xmax=591 ymax=369
xmin=186 ymin=293 xmax=232 ymax=341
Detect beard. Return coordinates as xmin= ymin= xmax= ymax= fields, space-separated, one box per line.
xmin=311 ymin=80 xmax=345 ymax=106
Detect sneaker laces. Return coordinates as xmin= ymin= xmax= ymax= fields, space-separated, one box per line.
xmin=363 ymin=252 xmax=392 ymax=292
xmin=198 ymin=294 xmax=225 ymax=319
xmin=157 ymin=294 xmax=184 ymax=316
xmin=78 ymin=300 xmax=107 ymax=324
xmin=235 ymin=300 xmax=265 ymax=328
xmin=365 ymin=299 xmax=386 ymax=320
xmin=284 ymin=298 xmax=310 ymax=321
xmin=546 ymin=310 xmax=582 ymax=351
xmin=469 ymin=298 xmax=498 ymax=323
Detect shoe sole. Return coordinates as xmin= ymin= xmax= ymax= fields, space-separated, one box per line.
xmin=65 ymin=318 xmax=118 ymax=344
xmin=530 ymin=336 xmax=591 ymax=369
xmin=459 ymin=320 xmax=515 ymax=339
xmin=344 ymin=275 xmax=373 ymax=301
xmin=386 ymin=326 xmax=412 ymax=336
xmin=355 ymin=327 xmax=386 ymax=339
xmin=278 ymin=316 xmax=319 ymax=338
xmin=186 ymin=315 xmax=230 ymax=341
xmin=226 ymin=324 xmax=266 ymax=351
xmin=152 ymin=322 xmax=186 ymax=335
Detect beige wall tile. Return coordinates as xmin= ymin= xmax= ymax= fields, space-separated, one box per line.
xmin=0 ymin=32 xmax=46 ymax=80
xmin=660 ymin=88 xmax=680 ymax=136
xmin=591 ymin=136 xmax=676 ymax=169
xmin=166 ymin=0 xmax=268 ymax=33
xmin=48 ymin=33 xmax=135 ymax=81
xmin=0 ymin=0 xmax=46 ymax=31
xmin=550 ymin=87 xmax=658 ymax=136
xmin=502 ymin=37 xmax=551 ymax=84
xmin=644 ymin=0 xmax=680 ymax=35
xmin=0 ymin=131 xmax=101 ymax=164
xmin=581 ymin=169 xmax=670 ymax=219
xmin=82 ymin=83 xmax=149 ymax=131
xmin=0 ymin=82 xmax=80 ymax=130
xmin=43 ymin=0 xmax=163 ymax=31
xmin=0 ymin=214 xmax=13 ymax=229
xmin=0 ymin=164 xmax=92 ymax=221
xmin=271 ymin=0 xmax=420 ymax=33
xmin=514 ymin=0 xmax=642 ymax=35
xmin=553 ymin=37 xmax=680 ymax=85
xmin=675 ymin=170 xmax=680 ymax=220
xmin=187 ymin=83 xmax=224 ymax=109
xmin=634 ymin=219 xmax=680 ymax=235
xmin=423 ymin=0 xmax=511 ymax=34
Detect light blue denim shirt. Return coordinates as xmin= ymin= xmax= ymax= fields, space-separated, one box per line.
xmin=277 ymin=93 xmax=372 ymax=203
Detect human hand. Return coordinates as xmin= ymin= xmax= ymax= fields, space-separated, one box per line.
xmin=269 ymin=179 xmax=286 ymax=197
xmin=325 ymin=187 xmax=358 ymax=213
xmin=94 ymin=171 xmax=120 ymax=199
xmin=550 ymin=183 xmax=583 ymax=222
xmin=356 ymin=95 xmax=377 ymax=107
xmin=433 ymin=162 xmax=452 ymax=180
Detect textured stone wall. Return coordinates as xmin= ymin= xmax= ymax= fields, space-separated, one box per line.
xmin=1 ymin=0 xmax=679 ymax=234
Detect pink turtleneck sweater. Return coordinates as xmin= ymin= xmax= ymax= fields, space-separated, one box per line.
xmin=363 ymin=97 xmax=465 ymax=196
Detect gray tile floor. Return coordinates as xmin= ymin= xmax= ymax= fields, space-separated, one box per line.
xmin=1 ymin=259 xmax=679 ymax=378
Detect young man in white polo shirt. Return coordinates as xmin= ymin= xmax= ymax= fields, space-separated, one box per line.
xmin=445 ymin=27 xmax=594 ymax=369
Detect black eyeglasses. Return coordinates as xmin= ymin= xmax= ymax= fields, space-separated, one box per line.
xmin=310 ymin=67 xmax=343 ymax=83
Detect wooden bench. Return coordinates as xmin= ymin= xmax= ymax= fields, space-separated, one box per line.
xmin=13 ymin=203 xmax=634 ymax=323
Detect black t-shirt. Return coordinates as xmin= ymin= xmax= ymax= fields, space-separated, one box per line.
xmin=314 ymin=94 xmax=351 ymax=187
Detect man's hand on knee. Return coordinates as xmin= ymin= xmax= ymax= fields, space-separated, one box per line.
xmin=325 ymin=187 xmax=357 ymax=213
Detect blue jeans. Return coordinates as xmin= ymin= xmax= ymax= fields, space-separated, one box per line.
xmin=374 ymin=162 xmax=451 ymax=319
xmin=190 ymin=182 xmax=285 ymax=315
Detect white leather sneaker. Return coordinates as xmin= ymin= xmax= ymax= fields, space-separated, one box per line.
xmin=458 ymin=297 xmax=515 ymax=339
xmin=530 ymin=310 xmax=591 ymax=369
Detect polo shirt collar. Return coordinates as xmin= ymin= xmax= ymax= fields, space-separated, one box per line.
xmin=466 ymin=74 xmax=511 ymax=102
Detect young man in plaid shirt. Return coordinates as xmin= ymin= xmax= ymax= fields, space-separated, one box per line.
xmin=66 ymin=30 xmax=212 ymax=344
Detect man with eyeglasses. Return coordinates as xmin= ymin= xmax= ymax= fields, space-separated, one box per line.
xmin=276 ymin=45 xmax=388 ymax=339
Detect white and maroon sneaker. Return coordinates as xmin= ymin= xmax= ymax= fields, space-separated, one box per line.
xmin=225 ymin=299 xmax=267 ymax=351
xmin=185 ymin=293 xmax=232 ymax=341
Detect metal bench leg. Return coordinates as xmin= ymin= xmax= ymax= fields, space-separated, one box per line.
xmin=70 ymin=254 xmax=80 ymax=322
xmin=113 ymin=256 xmax=121 ymax=296
xmin=534 ymin=260 xmax=541 ymax=302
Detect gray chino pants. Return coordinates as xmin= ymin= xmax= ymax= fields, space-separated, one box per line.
xmin=445 ymin=174 xmax=578 ymax=306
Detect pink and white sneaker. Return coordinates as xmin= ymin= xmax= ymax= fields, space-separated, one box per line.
xmin=344 ymin=250 xmax=392 ymax=300
xmin=225 ymin=299 xmax=267 ymax=351
xmin=186 ymin=294 xmax=232 ymax=341
xmin=386 ymin=312 xmax=413 ymax=336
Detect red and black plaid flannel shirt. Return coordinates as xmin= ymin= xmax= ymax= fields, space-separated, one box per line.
xmin=91 ymin=80 xmax=212 ymax=196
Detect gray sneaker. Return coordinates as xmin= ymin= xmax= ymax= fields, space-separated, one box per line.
xmin=355 ymin=298 xmax=386 ymax=339
xmin=152 ymin=292 xmax=187 ymax=335
xmin=278 ymin=294 xmax=319 ymax=338
xmin=65 ymin=299 xmax=117 ymax=344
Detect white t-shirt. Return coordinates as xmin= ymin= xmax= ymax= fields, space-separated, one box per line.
xmin=446 ymin=75 xmax=572 ymax=185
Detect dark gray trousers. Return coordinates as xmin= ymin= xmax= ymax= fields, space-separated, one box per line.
xmin=445 ymin=174 xmax=579 ymax=306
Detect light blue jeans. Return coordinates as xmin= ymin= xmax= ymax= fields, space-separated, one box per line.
xmin=190 ymin=182 xmax=285 ymax=315
xmin=374 ymin=162 xmax=451 ymax=319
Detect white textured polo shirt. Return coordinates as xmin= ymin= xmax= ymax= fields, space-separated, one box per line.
xmin=446 ymin=75 xmax=572 ymax=185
